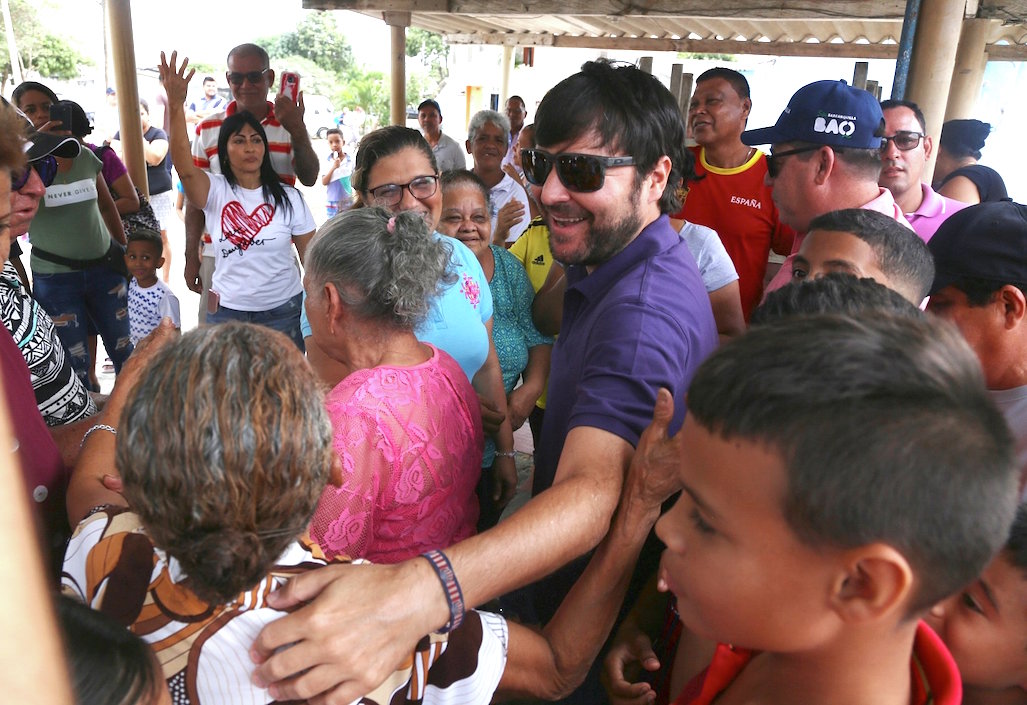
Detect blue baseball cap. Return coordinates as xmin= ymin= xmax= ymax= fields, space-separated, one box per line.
xmin=742 ymin=79 xmax=885 ymax=150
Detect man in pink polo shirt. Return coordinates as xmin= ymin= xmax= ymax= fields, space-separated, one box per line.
xmin=879 ymin=99 xmax=967 ymax=242
xmin=742 ymin=80 xmax=912 ymax=294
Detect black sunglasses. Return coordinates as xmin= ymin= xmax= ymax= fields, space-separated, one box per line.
xmin=765 ymin=145 xmax=828 ymax=179
xmin=227 ymin=69 xmax=270 ymax=86
xmin=880 ymin=131 xmax=925 ymax=152
xmin=521 ymin=148 xmax=635 ymax=193
xmin=12 ymin=155 xmax=57 ymax=191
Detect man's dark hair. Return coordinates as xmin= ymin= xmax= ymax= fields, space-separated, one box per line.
xmin=687 ymin=312 xmax=1018 ymax=615
xmin=695 ymin=67 xmax=750 ymax=100
xmin=534 ymin=59 xmax=688 ymax=214
xmin=203 ymin=76 xmax=216 ymax=84
xmin=751 ymin=272 xmax=922 ymax=326
xmin=507 ymin=95 xmax=525 ymax=108
xmin=805 ymin=208 xmax=936 ymax=301
xmin=950 ymin=277 xmax=1027 ymax=307
xmin=880 ymin=99 xmax=927 ymax=133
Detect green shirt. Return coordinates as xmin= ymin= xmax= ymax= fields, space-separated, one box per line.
xmin=30 ymin=150 xmax=111 ymax=274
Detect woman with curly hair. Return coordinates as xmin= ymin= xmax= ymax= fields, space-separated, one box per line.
xmin=306 ymin=207 xmax=484 ymax=562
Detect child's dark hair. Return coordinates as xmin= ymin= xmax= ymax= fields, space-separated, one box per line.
xmin=216 ymin=111 xmax=293 ymax=217
xmin=751 ymin=272 xmax=923 ymax=326
xmin=56 ymin=595 xmax=163 ymax=705
xmin=326 ymin=127 xmax=342 ymax=138
xmin=687 ymin=312 xmax=1018 ymax=615
xmin=126 ymin=227 xmax=163 ymax=251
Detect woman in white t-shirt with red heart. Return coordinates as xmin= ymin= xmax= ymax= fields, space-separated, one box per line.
xmin=160 ymin=51 xmax=315 ymax=350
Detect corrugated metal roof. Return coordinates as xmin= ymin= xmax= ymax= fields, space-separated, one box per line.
xmin=302 ymin=1 xmax=1027 ymax=59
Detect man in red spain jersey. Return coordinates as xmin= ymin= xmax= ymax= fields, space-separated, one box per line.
xmin=674 ymin=68 xmax=795 ymax=321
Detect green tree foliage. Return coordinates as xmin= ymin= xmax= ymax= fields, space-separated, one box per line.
xmin=259 ymin=11 xmax=392 ymax=130
xmin=0 ymin=0 xmax=90 ymax=80
xmin=261 ymin=12 xmax=354 ymax=75
xmin=405 ymin=27 xmax=448 ymax=88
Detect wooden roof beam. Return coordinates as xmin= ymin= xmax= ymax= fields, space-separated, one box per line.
xmin=303 ymin=0 xmax=910 ymax=19
xmin=440 ymin=32 xmax=1027 ymax=59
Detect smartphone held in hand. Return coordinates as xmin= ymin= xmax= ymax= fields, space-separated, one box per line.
xmin=279 ymin=72 xmax=300 ymax=103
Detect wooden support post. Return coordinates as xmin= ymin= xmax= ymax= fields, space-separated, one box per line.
xmin=384 ymin=11 xmax=410 ymax=127
xmin=852 ymin=61 xmax=869 ymax=89
xmin=679 ymin=73 xmax=693 ymax=118
xmin=501 ymin=45 xmax=514 ymax=108
xmin=106 ymin=0 xmax=147 ymax=196
xmin=638 ymin=56 xmax=653 ymax=74
xmin=946 ymin=18 xmax=994 ymax=120
xmin=904 ymin=0 xmax=964 ymax=182
xmin=865 ymin=79 xmax=881 ymax=100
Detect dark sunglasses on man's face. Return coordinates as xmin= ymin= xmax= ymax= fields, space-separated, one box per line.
xmin=521 ymin=148 xmax=635 ymax=193
xmin=880 ymin=131 xmax=925 ymax=152
xmin=227 ymin=69 xmax=270 ymax=86
xmin=12 ymin=155 xmax=57 ymax=191
xmin=765 ymin=145 xmax=827 ymax=179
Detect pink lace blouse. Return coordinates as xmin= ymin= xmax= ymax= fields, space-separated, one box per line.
xmin=310 ymin=344 xmax=483 ymax=563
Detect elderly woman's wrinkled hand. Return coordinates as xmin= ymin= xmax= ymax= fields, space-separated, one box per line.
xmin=159 ymin=50 xmax=194 ymax=106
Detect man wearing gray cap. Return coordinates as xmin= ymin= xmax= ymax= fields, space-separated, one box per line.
xmin=927 ymin=200 xmax=1027 ymax=494
xmin=742 ymin=79 xmax=912 ymax=293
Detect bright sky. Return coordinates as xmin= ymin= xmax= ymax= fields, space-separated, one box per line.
xmin=42 ymin=0 xmax=392 ymax=75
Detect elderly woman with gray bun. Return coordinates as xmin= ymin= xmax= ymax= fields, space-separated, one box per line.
xmin=305 ymin=207 xmax=485 ymax=563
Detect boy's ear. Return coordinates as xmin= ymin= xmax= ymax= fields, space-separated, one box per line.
xmin=829 ymin=544 xmax=913 ymax=623
xmin=156 ymin=256 xmax=166 ymax=269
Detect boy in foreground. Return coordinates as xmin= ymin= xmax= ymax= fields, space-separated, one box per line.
xmin=612 ymin=312 xmax=1017 ymax=704
xmin=928 ymin=504 xmax=1027 ymax=705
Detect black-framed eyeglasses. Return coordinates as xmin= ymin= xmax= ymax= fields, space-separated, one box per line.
xmin=227 ymin=69 xmax=270 ymax=86
xmin=766 ymin=145 xmax=825 ymax=179
xmin=521 ymin=149 xmax=635 ymax=193
xmin=880 ymin=131 xmax=925 ymax=152
xmin=12 ymin=155 xmax=57 ymax=191
xmin=367 ymin=174 xmax=439 ymax=207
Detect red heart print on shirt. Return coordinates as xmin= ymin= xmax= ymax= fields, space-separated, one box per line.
xmin=221 ymin=201 xmax=275 ymax=251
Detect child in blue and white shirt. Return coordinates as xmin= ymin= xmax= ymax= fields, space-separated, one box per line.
xmin=125 ymin=228 xmax=181 ymax=345
xmin=322 ymin=128 xmax=354 ymax=218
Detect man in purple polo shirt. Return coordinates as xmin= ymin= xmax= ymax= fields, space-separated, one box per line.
xmin=247 ymin=59 xmax=718 ymax=704
xmin=879 ymin=99 xmax=967 ymax=241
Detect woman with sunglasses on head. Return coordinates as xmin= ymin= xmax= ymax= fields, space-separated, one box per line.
xmin=160 ymin=52 xmax=315 ymax=350
xmin=304 ymin=124 xmax=518 ymax=515
xmin=13 ymin=80 xmax=133 ymax=390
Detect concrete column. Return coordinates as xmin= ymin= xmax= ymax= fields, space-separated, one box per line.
xmin=904 ymin=0 xmax=965 ymax=182
xmin=106 ymin=0 xmax=147 ymax=195
xmin=945 ymin=18 xmax=995 ymax=120
xmin=384 ymin=11 xmax=410 ymax=127
xmin=501 ymin=45 xmax=514 ymax=107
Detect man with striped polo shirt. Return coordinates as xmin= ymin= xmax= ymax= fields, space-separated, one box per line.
xmin=184 ymin=43 xmax=318 ymax=321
